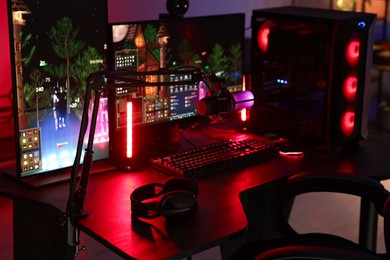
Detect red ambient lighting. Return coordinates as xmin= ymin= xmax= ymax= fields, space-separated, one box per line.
xmin=341 ymin=110 xmax=355 ymax=136
xmin=241 ymin=108 xmax=247 ymax=121
xmin=241 ymin=74 xmax=247 ymax=122
xmin=257 ymin=21 xmax=274 ymax=52
xmin=343 ymin=74 xmax=357 ymax=102
xmin=127 ymin=101 xmax=133 ymax=158
xmin=346 ymin=39 xmax=360 ymax=66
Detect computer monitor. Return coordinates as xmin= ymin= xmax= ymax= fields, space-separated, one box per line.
xmin=5 ymin=0 xmax=110 ymax=185
xmin=106 ymin=14 xmax=246 ymax=162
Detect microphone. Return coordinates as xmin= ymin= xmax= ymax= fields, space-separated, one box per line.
xmin=197 ymin=90 xmax=254 ymax=118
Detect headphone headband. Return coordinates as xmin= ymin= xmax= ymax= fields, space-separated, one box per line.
xmin=130 ymin=177 xmax=199 ymax=219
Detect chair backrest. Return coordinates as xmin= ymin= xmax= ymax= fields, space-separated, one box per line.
xmin=383 ymin=196 xmax=390 ymax=254
xmin=13 ymin=197 xmax=73 ymax=260
xmin=272 ymin=171 xmax=390 ymax=250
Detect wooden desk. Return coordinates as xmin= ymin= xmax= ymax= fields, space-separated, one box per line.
xmin=1 ymin=131 xmax=389 ymax=259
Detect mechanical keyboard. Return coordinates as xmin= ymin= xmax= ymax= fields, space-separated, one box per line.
xmin=150 ymin=138 xmax=278 ymax=178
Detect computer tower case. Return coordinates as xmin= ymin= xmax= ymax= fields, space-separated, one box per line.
xmin=249 ymin=6 xmax=376 ymax=150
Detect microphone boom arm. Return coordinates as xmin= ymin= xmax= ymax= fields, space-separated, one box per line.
xmin=65 ymin=68 xmax=204 ymax=255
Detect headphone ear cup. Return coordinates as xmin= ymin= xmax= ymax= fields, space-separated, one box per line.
xmin=158 ymin=190 xmax=198 ymax=220
xmin=163 ymin=177 xmax=199 ymax=196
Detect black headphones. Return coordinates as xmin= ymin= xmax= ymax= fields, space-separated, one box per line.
xmin=130 ymin=177 xmax=199 ymax=220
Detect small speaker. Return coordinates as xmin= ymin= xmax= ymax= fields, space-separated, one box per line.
xmin=249 ymin=6 xmax=376 ymax=150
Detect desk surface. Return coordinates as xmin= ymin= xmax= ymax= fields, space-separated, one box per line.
xmin=1 ymin=130 xmax=390 ymax=259
xmin=76 ymin=159 xmax=298 ymax=259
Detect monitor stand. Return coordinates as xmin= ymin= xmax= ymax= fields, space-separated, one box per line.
xmin=1 ymin=160 xmax=116 ymax=188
